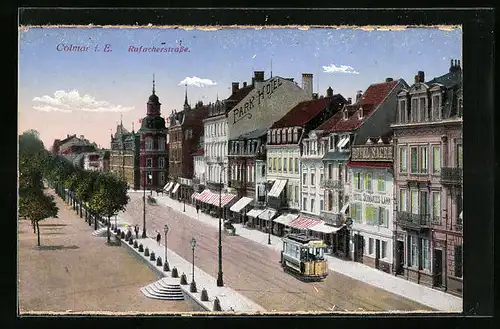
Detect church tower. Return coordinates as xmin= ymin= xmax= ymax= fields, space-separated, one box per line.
xmin=183 ymin=83 xmax=191 ymax=111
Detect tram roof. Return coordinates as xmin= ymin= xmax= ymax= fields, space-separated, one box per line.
xmin=283 ymin=233 xmax=326 ymax=246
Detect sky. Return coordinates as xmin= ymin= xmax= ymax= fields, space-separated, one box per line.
xmin=18 ymin=27 xmax=462 ymax=149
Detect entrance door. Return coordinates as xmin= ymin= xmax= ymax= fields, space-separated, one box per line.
xmin=353 ymin=234 xmax=364 ymax=263
xmin=375 ymin=239 xmax=380 ymax=269
xmin=433 ymin=249 xmax=443 ymax=287
xmin=396 ymin=240 xmax=404 ymax=275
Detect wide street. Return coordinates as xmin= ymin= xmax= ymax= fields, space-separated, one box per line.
xmin=119 ymin=193 xmax=433 ymax=312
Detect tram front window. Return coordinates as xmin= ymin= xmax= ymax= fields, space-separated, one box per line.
xmin=315 ymin=247 xmax=325 ymax=260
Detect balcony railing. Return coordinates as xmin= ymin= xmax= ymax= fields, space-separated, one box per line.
xmin=396 ymin=212 xmax=431 ymax=230
xmin=229 ymin=179 xmax=245 ymax=189
xmin=320 ymin=211 xmax=344 ymax=227
xmin=320 ymin=179 xmax=343 ymax=189
xmin=440 ymin=167 xmax=463 ymax=185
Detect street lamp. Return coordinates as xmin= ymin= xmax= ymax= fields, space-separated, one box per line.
xmin=142 ymin=173 xmax=152 ymax=238
xmin=190 ymin=237 xmax=197 ymax=292
xmin=217 ymin=158 xmax=224 ymax=287
xmin=164 ymin=224 xmax=170 ymax=271
xmin=268 ymin=210 xmax=272 ymax=245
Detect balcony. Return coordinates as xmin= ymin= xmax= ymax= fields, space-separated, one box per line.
xmin=229 ymin=180 xmax=245 ymax=189
xmin=320 ymin=211 xmax=344 ymax=227
xmin=440 ymin=167 xmax=463 ymax=185
xmin=396 ymin=212 xmax=431 ymax=231
xmin=455 ymin=218 xmax=463 ymax=232
xmin=320 ymin=179 xmax=343 ymax=189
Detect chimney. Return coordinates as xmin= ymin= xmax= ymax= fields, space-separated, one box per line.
xmin=385 ymin=77 xmax=393 ymax=82
xmin=254 ymin=71 xmax=265 ymax=82
xmin=243 ymin=81 xmax=247 ymax=87
xmin=347 ymin=97 xmax=352 ymax=104
xmin=418 ymin=71 xmax=425 ymax=83
xmin=355 ymin=90 xmax=363 ymax=102
xmin=414 ymin=75 xmax=419 ymax=83
xmin=312 ymin=93 xmax=319 ymax=100
xmin=302 ymin=73 xmax=313 ymax=97
xmin=326 ymin=86 xmax=333 ymax=97
xmin=231 ymin=82 xmax=239 ymax=94
xmin=251 ymin=77 xmax=255 ymax=86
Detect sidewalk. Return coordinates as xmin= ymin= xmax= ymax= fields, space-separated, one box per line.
xmin=154 ymin=194 xmax=463 ymax=312
xmin=110 ymin=216 xmax=266 ymax=314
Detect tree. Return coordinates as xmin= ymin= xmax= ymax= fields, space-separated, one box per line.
xmin=20 ymin=190 xmax=58 ymax=246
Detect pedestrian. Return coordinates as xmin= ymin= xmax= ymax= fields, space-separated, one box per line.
xmin=135 ymin=224 xmax=139 ymax=239
xmin=196 ymin=204 xmax=199 ymax=214
xmin=156 ymin=230 xmax=161 ymax=246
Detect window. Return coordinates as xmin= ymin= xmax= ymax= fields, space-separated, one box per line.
xmin=378 ymin=207 xmax=388 ymax=227
xmin=288 ymin=129 xmax=292 ymax=143
xmin=458 ymin=98 xmax=463 ymax=117
xmin=302 ymin=173 xmax=307 ymax=185
xmin=420 ymin=190 xmax=429 ymax=215
xmin=320 ymin=173 xmax=324 ymax=184
xmin=293 ymin=129 xmax=298 ymax=142
xmin=411 ymin=190 xmax=419 ymax=214
xmin=159 ymin=172 xmax=165 ymax=185
xmin=294 ymin=158 xmax=299 ymax=173
xmin=158 ymin=137 xmax=165 ymax=151
xmin=365 ymin=205 xmax=377 ymax=225
xmin=408 ymin=235 xmax=418 ymax=267
xmin=311 ymin=173 xmax=315 ymax=185
xmin=420 ymin=147 xmax=428 ymax=173
xmin=328 ymin=164 xmax=333 ymax=179
xmin=410 ymin=147 xmax=418 ymax=173
xmin=368 ymin=238 xmax=374 ymax=255
xmin=273 ymin=158 xmax=277 ymax=171
xmin=277 ymin=130 xmax=282 ymax=144
xmin=146 ymin=158 xmax=152 ymax=168
xmin=288 ymin=158 xmax=293 ymax=172
xmin=398 ymin=99 xmax=407 ymax=123
xmin=146 ymin=172 xmax=152 ymax=185
xmin=457 ymin=144 xmax=463 ymax=168
xmin=271 ymin=131 xmax=276 ymax=143
xmin=282 ymin=129 xmax=286 ymax=143
xmin=320 ymin=200 xmax=324 ymax=211
xmin=419 ymin=97 xmax=427 ymax=121
xmin=145 ymin=137 xmax=153 ymax=150
xmin=411 ymin=98 xmax=418 ymax=122
xmin=329 ymin=135 xmax=334 ymax=150
xmin=310 ymin=199 xmax=315 ymax=212
xmin=283 ymin=157 xmax=288 ymax=172
xmin=421 ymin=238 xmax=430 ymax=270
xmin=268 ymin=158 xmax=272 ymax=171
xmin=294 ymin=186 xmax=299 ymax=203
xmin=432 ymin=192 xmax=441 ymax=221
xmin=399 ymin=147 xmax=407 ymax=173
xmin=381 ymin=241 xmax=387 ymax=259
xmin=377 ymin=174 xmax=386 ymax=192
xmin=328 ymin=192 xmax=334 ymax=211
xmin=432 ymin=95 xmax=440 ymax=120
xmin=432 ymin=146 xmax=441 ymax=174
xmin=354 ymin=172 xmax=362 ymax=190
xmin=454 ymin=244 xmax=463 ymax=277
xmin=343 ymin=110 xmax=348 ymax=120
xmin=158 ymin=157 xmax=165 ymax=169
xmin=364 ymin=173 xmax=372 ymax=192
xmin=278 ymin=158 xmax=282 ymax=172
xmin=303 ymin=197 xmax=307 ymax=211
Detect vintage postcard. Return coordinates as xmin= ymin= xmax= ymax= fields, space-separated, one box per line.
xmin=18 ymin=22 xmax=463 ymax=315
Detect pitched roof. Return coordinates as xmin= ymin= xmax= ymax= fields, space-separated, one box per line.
xmin=271 ymin=95 xmax=345 ymax=129
xmin=314 ymin=109 xmax=345 ymax=132
xmin=226 ymin=84 xmax=254 ymax=104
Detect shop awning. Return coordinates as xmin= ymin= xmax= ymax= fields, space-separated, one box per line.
xmin=274 ymin=213 xmax=298 ymax=226
xmin=165 ymin=182 xmax=174 ymax=192
xmin=309 ymin=221 xmax=342 ymax=234
xmin=191 ymin=192 xmax=200 ymax=199
xmin=198 ymin=189 xmax=214 ymax=203
xmin=247 ymin=208 xmax=265 ymax=218
xmin=337 ymin=137 xmax=349 ymax=148
xmin=230 ymin=197 xmax=253 ymax=212
xmin=171 ymin=183 xmax=180 ymax=194
xmin=195 ymin=189 xmax=210 ymax=201
xmin=459 ymin=211 xmax=463 ymax=220
xmin=288 ymin=216 xmax=322 ymax=230
xmin=268 ymin=179 xmax=287 ymax=197
xmin=340 ymin=203 xmax=349 ymax=214
xmin=258 ymin=208 xmax=277 ymax=221
xmin=217 ymin=193 xmax=237 ymax=207
xmin=163 ymin=182 xmax=172 ymax=191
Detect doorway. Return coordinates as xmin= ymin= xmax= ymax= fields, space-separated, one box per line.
xmin=353 ymin=234 xmax=364 ymax=263
xmin=375 ymin=239 xmax=381 ymax=269
xmin=395 ymin=240 xmax=405 ymax=275
xmin=433 ymin=249 xmax=443 ymax=287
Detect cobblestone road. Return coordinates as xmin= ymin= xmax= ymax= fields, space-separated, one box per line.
xmin=120 ymin=194 xmax=433 ymax=312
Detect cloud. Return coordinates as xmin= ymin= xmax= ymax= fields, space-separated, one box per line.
xmin=32 ymin=90 xmax=135 ymax=113
xmin=179 ymin=76 xmax=217 ymax=87
xmin=322 ymin=64 xmax=360 ymax=75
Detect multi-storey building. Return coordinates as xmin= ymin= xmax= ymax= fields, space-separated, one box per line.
xmin=167 ymin=94 xmax=209 ymax=201
xmin=138 ymin=79 xmax=169 ymax=191
xmin=83 ymin=150 xmax=110 ymax=172
xmin=317 ymin=78 xmax=408 ymax=258
xmin=266 ymin=89 xmax=347 ymax=235
xmin=109 ymin=121 xmax=140 ymax=189
xmin=347 ymin=136 xmax=395 ymax=273
xmin=391 ymin=60 xmax=463 ymax=296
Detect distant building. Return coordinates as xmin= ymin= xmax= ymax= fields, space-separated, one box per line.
xmin=53 ymin=134 xmax=97 ymax=156
xmin=109 ymin=121 xmax=140 ymax=189
xmin=83 ymin=150 xmax=110 ymax=172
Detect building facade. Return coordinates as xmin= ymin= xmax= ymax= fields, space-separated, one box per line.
xmin=109 ymin=122 xmax=140 ymax=189
xmin=83 ymin=150 xmax=110 ymax=172
xmin=138 ymin=80 xmax=169 ymax=191
xmin=348 ymin=138 xmax=395 ymax=273
xmin=391 ymin=61 xmax=463 ymax=296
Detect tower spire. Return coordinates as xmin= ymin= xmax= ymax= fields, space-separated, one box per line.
xmin=270 ymin=59 xmax=273 ymax=78
xmin=152 ymin=73 xmax=156 ymax=95
xmin=120 ymin=113 xmax=123 ymax=128
xmin=183 ymin=83 xmax=190 ymax=110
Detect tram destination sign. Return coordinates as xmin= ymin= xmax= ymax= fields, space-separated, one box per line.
xmin=351 ymin=145 xmax=393 ymax=162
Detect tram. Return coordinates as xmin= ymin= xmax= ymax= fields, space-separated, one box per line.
xmin=280 ymin=233 xmax=329 ymax=281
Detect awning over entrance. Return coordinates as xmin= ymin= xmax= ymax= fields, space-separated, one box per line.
xmin=165 ymin=182 xmax=174 ymax=192
xmin=268 ymin=179 xmax=287 ymax=197
xmin=274 ymin=213 xmax=299 ymax=226
xmin=194 ymin=189 xmax=211 ymax=201
xmin=230 ymin=196 xmax=253 ymax=212
xmin=257 ymin=208 xmax=277 ymax=221
xmin=216 ymin=194 xmax=237 ymax=207
xmin=198 ymin=189 xmax=236 ymax=207
xmin=340 ymin=203 xmax=349 ymax=214
xmin=191 ymin=192 xmax=200 ymax=199
xmin=247 ymin=208 xmax=265 ymax=218
xmin=288 ymin=216 xmax=322 ymax=230
xmin=171 ymin=183 xmax=180 ymax=194
xmin=309 ymin=221 xmax=342 ymax=234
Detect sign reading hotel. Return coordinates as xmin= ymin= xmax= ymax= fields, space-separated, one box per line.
xmin=353 ymin=192 xmax=392 ymax=205
xmin=228 ymin=77 xmax=310 ymax=139
xmin=351 ymin=145 xmax=394 ymax=162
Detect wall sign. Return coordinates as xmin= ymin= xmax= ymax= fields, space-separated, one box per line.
xmin=351 ymin=145 xmax=393 ymax=161
xmin=232 ymin=78 xmax=284 ymax=124
xmin=353 ymin=192 xmax=392 ymax=205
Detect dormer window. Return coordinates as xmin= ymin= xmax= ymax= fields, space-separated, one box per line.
xmin=431 ymin=94 xmax=441 ymax=121
xmin=272 ymin=130 xmax=277 ymax=144
xmin=358 ymin=107 xmax=363 ymax=119
xmin=277 ymin=129 xmax=282 ymax=144
xmin=419 ymin=97 xmax=427 ymax=121
xmin=343 ymin=110 xmax=349 ymax=120
xmin=329 ymin=135 xmax=334 ymax=150
xmin=293 ymin=128 xmax=299 ymax=142
xmin=267 ymin=131 xmax=271 ymax=143
xmin=398 ymin=99 xmax=407 ymax=123
xmin=282 ymin=129 xmax=286 ymax=143
xmin=288 ymin=128 xmax=292 ymax=142
xmin=458 ymin=97 xmax=463 ymax=117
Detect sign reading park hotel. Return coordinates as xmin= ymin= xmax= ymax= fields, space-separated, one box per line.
xmin=227 ymin=76 xmax=310 ymax=139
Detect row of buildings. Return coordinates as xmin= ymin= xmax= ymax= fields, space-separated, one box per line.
xmin=63 ymin=60 xmax=462 ymax=297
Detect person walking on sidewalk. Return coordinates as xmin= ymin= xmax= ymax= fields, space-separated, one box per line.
xmin=134 ymin=225 xmax=139 ymax=239
xmin=196 ymin=204 xmax=199 ymax=214
xmin=156 ymin=231 xmax=161 ymax=246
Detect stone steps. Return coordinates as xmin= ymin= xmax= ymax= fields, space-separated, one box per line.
xmin=141 ymin=278 xmax=185 ymax=301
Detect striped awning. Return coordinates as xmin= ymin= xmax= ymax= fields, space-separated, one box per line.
xmin=171 ymin=183 xmax=180 ymax=194
xmin=247 ymin=208 xmax=265 ymax=218
xmin=268 ymin=179 xmax=287 ymax=197
xmin=197 ymin=189 xmax=212 ymax=202
xmin=164 ymin=182 xmax=174 ymax=192
xmin=191 ymin=192 xmax=200 ymax=199
xmin=309 ymin=221 xmax=342 ymax=234
xmin=257 ymin=208 xmax=277 ymax=221
xmin=288 ymin=216 xmax=322 ymax=230
xmin=163 ymin=182 xmax=172 ymax=191
xmin=215 ymin=193 xmax=237 ymax=207
xmin=230 ymin=197 xmax=253 ymax=212
xmin=274 ymin=213 xmax=299 ymax=226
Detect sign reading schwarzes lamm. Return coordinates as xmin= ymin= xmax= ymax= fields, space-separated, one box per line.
xmin=351 ymin=145 xmax=393 ymax=162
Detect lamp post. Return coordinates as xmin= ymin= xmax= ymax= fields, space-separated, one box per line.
xmin=142 ymin=173 xmax=152 ymax=238
xmin=164 ymin=224 xmax=170 ymax=271
xmin=268 ymin=210 xmax=272 ymax=245
xmin=217 ymin=158 xmax=224 ymax=287
xmin=190 ymin=237 xmax=197 ymax=292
